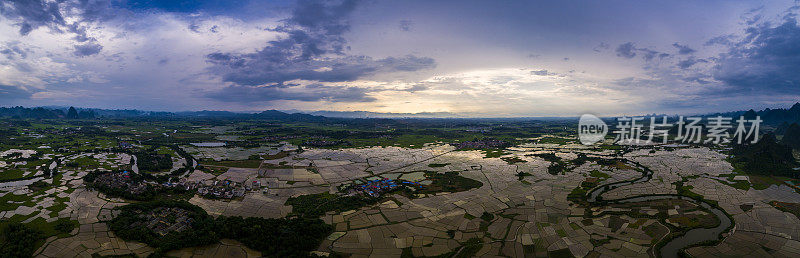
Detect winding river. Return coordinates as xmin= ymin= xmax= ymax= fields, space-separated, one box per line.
xmin=586 ymin=160 xmax=732 ymax=258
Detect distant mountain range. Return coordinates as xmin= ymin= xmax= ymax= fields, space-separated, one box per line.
xmin=299 ymin=110 xmax=465 ymax=118
xmin=1 ymin=103 xmax=799 ymax=124
xmin=710 ymin=102 xmax=800 ymax=125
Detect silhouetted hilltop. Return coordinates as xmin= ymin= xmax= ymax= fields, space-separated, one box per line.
xmin=783 ymin=123 xmax=800 ymax=150
xmin=730 ymin=133 xmax=799 ymax=178
xmin=713 ymin=102 xmax=800 ymax=125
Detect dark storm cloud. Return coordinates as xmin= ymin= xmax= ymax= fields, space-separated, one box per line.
xmin=672 ymin=43 xmax=696 ymax=55
xmin=0 ymin=85 xmax=32 ymax=100
xmin=379 ymin=55 xmax=435 ymax=71
xmin=676 ymin=57 xmax=707 ymax=69
xmin=73 ymin=42 xmax=103 ymax=57
xmin=712 ymin=17 xmax=800 ymax=94
xmin=206 ymin=0 xmax=436 ymax=102
xmin=207 ymin=54 xmax=434 ymax=86
xmin=638 ymin=48 xmax=660 ymax=61
xmin=612 ymin=6 xmax=800 ymax=101
xmin=704 ymin=35 xmax=735 ymax=46
xmin=188 ymin=23 xmax=201 ymax=33
xmin=615 ymin=42 xmax=666 ymax=61
xmin=0 ymin=0 xmax=65 ymax=35
xmin=682 ymin=75 xmax=711 ymax=84
xmin=207 ymin=84 xmax=376 ymax=103
xmin=592 ymin=42 xmax=609 ymax=52
xmin=0 ymin=0 xmax=114 ymax=35
xmin=0 ymin=0 xmax=115 ymax=61
xmin=615 ymin=42 xmax=637 ymax=58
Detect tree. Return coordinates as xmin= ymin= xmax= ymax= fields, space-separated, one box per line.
xmin=54 ymin=219 xmax=76 ymax=233
xmin=0 ymin=223 xmax=43 ymax=257
xmin=66 ymin=106 xmax=79 ymax=119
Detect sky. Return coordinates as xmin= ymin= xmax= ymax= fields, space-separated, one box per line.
xmin=1 ymin=0 xmax=800 ymax=117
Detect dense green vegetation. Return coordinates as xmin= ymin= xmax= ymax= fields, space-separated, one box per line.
xmin=109 ymin=201 xmax=332 ymax=257
xmin=501 ymin=156 xmax=527 ymax=164
xmin=108 ymin=201 xmax=219 ymax=252
xmin=135 ymin=151 xmax=172 ymax=172
xmin=427 ymin=163 xmax=450 ymax=168
xmin=453 ymin=237 xmax=483 ymax=258
xmin=783 ymin=123 xmax=800 ymax=150
xmin=730 ymin=134 xmax=799 ymax=178
xmin=416 ymin=171 xmax=483 ymax=195
xmin=286 ymin=192 xmax=379 ymax=218
xmin=214 ymin=216 xmax=332 ymax=257
xmin=0 ymin=223 xmax=43 ymax=257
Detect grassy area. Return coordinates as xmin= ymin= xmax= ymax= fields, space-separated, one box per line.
xmin=0 ymin=193 xmax=34 ymax=211
xmin=643 ymin=223 xmax=668 ymax=243
xmin=567 ymin=186 xmax=587 ymax=203
xmin=155 ymin=146 xmax=176 ymax=155
xmin=45 ymin=202 xmax=68 ymax=217
xmin=0 ymin=169 xmax=26 ymax=181
xmin=769 ymin=201 xmax=800 ymax=220
xmin=501 ymin=156 xmax=527 ymax=164
xmin=416 ymin=171 xmax=483 ymax=195
xmin=198 ymin=165 xmax=229 ymax=176
xmin=453 ymin=238 xmax=483 ymax=258
xmin=589 ymin=170 xmax=610 ymax=179
xmin=605 ymin=160 xmax=634 ymax=170
xmin=482 ymin=149 xmax=509 ymax=158
xmin=749 ymin=175 xmax=787 ymax=190
xmin=65 ymin=156 xmax=101 ymax=169
xmin=668 ymin=213 xmax=719 ymax=228
xmin=674 ymin=181 xmax=704 ymax=200
xmin=285 ymin=192 xmax=378 ymax=218
xmin=261 ymin=151 xmax=291 ymax=160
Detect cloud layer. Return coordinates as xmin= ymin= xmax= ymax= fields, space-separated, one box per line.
xmin=0 ymin=0 xmax=799 ymax=116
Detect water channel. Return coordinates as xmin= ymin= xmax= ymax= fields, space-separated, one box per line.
xmin=586 ymin=160 xmax=732 ymax=258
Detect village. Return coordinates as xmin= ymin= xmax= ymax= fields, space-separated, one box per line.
xmin=89 ymin=169 xmax=259 ymax=200
xmin=344 ymin=178 xmax=422 ymax=198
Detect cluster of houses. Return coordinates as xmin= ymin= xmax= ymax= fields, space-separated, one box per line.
xmin=132 ymin=207 xmax=194 ymax=236
xmin=346 ymin=178 xmax=421 ymax=198
xmin=92 ymin=170 xmax=266 ymax=200
xmin=91 ymin=171 xmax=152 ymax=195
xmin=195 ymin=179 xmax=261 ymax=199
